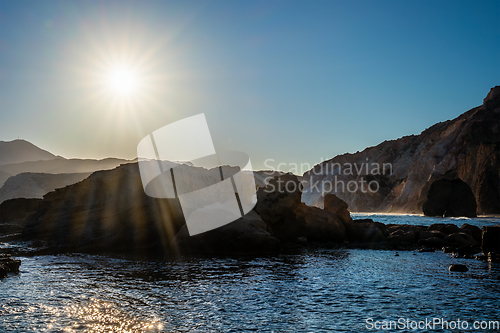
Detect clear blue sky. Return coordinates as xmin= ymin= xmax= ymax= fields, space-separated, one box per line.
xmin=0 ymin=0 xmax=499 ymax=172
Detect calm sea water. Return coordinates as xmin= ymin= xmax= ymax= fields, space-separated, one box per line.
xmin=352 ymin=213 xmax=500 ymax=228
xmin=1 ymin=215 xmax=499 ymax=332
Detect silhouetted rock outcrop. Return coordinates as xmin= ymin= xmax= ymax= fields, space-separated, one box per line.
xmin=461 ymin=224 xmax=482 ymax=243
xmin=323 ymin=194 xmax=353 ymax=225
xmin=302 ymin=86 xmax=500 ymax=214
xmin=422 ymin=178 xmax=477 ymax=217
xmin=16 ymin=163 xmax=186 ymax=255
xmin=254 ymin=174 xmax=352 ymax=243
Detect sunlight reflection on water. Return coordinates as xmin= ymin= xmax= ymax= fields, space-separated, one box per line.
xmin=1 ymin=248 xmax=499 ymax=332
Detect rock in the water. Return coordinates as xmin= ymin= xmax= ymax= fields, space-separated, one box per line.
xmin=428 ymin=223 xmax=460 ymax=235
xmin=423 ymin=179 xmax=477 ymax=217
xmin=254 ymin=174 xmax=303 ymax=240
xmin=386 ymin=228 xmax=418 ymax=244
xmin=460 ymin=224 xmax=482 ymax=242
xmin=293 ymin=203 xmax=346 ymax=242
xmin=444 ymin=232 xmax=479 ymax=248
xmin=418 ymin=236 xmax=448 ymax=248
xmin=173 ymin=211 xmax=280 ymax=254
xmin=0 ymin=254 xmax=21 ymax=278
xmin=255 ymin=174 xmax=351 ymax=243
xmin=449 ymin=264 xmax=468 ymax=272
xmin=419 ymin=230 xmax=446 ymax=240
xmin=350 ymin=219 xmax=386 ymax=243
xmin=482 ymin=225 xmax=500 ymax=256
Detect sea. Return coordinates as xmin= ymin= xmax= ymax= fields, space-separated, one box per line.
xmin=1 ymin=214 xmax=499 ymax=332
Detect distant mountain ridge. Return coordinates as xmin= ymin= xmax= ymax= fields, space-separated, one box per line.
xmin=0 ymin=157 xmax=133 ymax=178
xmin=0 ymin=139 xmax=134 ymax=193
xmin=0 ymin=139 xmax=58 ymax=165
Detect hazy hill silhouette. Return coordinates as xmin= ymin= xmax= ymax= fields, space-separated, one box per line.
xmin=0 ymin=139 xmax=133 ymax=195
xmin=0 ymin=172 xmax=91 ymax=205
xmin=0 ymin=139 xmax=58 ymax=165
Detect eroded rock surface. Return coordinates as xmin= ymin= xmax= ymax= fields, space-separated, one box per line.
xmin=302 ymin=86 xmax=500 ymax=215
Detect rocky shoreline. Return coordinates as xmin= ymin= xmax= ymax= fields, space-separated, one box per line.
xmin=1 ymin=173 xmax=498 ymax=267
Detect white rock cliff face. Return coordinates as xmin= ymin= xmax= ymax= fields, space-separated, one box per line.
xmin=302 ymin=86 xmax=500 ymax=214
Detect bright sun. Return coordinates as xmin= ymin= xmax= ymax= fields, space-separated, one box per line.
xmin=107 ymin=67 xmax=139 ymax=95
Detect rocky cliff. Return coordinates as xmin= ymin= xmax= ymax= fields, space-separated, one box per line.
xmin=302 ymin=86 xmax=500 ymax=215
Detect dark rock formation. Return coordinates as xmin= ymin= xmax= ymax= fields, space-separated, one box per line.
xmin=254 ymin=174 xmax=303 ymax=240
xmin=419 ymin=236 xmax=448 ymax=248
xmin=293 ymin=203 xmax=346 ymax=242
xmin=482 ymin=225 xmax=500 ymax=256
xmin=323 ymin=194 xmax=353 ymax=225
xmin=349 ymin=219 xmax=386 ymax=243
xmin=386 ymin=227 xmax=419 ymax=244
xmin=9 ymin=163 xmax=186 ymax=255
xmin=254 ymin=174 xmax=352 ymax=243
xmin=449 ymin=264 xmax=468 ymax=272
xmin=0 ymin=166 xmax=356 ymax=256
xmin=422 ymin=179 xmax=477 ymax=217
xmin=444 ymin=232 xmax=478 ymax=248
xmin=302 ymin=86 xmax=500 ymax=215
xmin=427 ymin=223 xmax=460 ymax=235
xmin=460 ymin=224 xmax=482 ymax=242
xmin=174 ymin=211 xmax=280 ymax=254
xmin=0 ymin=254 xmax=21 ymax=278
